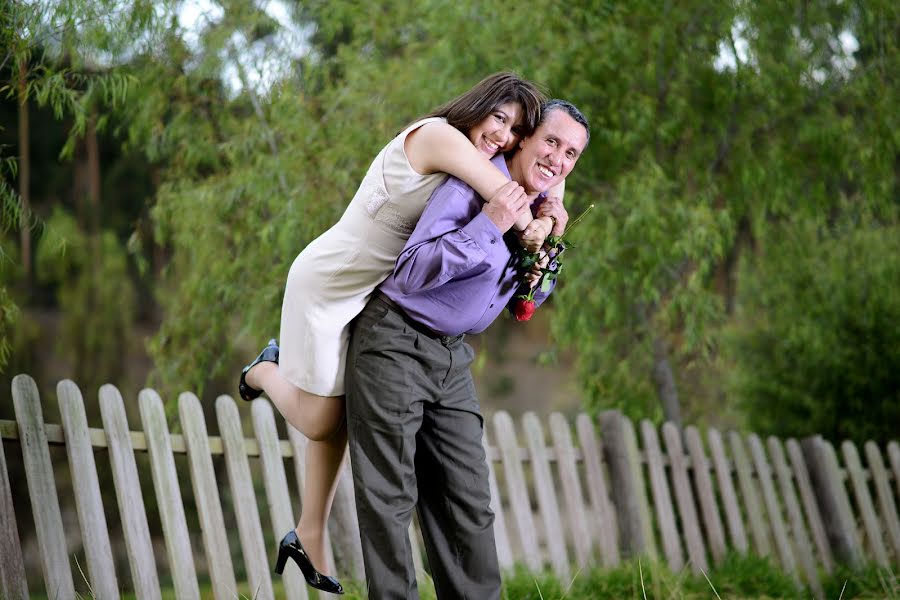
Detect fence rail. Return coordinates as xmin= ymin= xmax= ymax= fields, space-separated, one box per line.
xmin=2 ymin=374 xmax=899 ymax=599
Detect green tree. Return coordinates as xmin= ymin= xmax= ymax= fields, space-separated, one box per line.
xmin=1 ymin=0 xmax=153 ymax=371
xmin=724 ymin=217 xmax=900 ymax=445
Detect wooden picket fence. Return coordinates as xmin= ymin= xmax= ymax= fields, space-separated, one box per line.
xmin=2 ymin=374 xmax=899 ymax=599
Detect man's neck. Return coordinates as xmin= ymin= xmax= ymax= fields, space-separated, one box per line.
xmin=505 ymin=156 xmax=541 ymax=202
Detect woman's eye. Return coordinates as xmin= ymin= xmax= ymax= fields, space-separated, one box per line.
xmin=494 ymin=114 xmax=506 ymax=123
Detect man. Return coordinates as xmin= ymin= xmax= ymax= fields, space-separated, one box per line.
xmin=345 ymin=100 xmax=590 ymax=600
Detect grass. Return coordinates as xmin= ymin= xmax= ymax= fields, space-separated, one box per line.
xmin=42 ymin=553 xmax=900 ymax=599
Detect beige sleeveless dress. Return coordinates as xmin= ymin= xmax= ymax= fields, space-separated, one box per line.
xmin=279 ymin=117 xmax=448 ymax=396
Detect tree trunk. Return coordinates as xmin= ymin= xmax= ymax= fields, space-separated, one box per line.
xmin=652 ymin=335 xmax=682 ymax=426
xmin=86 ymin=112 xmax=101 ymax=235
xmin=17 ymin=58 xmax=31 ymax=284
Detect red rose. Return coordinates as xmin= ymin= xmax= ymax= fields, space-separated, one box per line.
xmin=514 ymin=299 xmax=536 ymax=321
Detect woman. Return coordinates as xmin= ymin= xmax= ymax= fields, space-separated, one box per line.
xmin=238 ymin=72 xmax=566 ymax=594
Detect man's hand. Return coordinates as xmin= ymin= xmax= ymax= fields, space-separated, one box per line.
xmin=482 ymin=181 xmax=528 ymax=233
xmin=537 ymin=196 xmax=568 ymax=236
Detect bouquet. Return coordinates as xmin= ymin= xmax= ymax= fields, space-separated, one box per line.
xmin=513 ymin=204 xmax=594 ymax=322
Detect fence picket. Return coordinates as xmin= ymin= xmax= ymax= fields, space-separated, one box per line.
xmin=523 ymin=412 xmax=569 ymax=580
xmin=252 ymin=399 xmax=308 ymax=600
xmin=57 ymin=380 xmax=119 ymax=599
xmin=0 ymin=412 xmax=28 ymax=599
xmin=215 ymin=395 xmax=274 ymax=600
xmin=801 ymin=436 xmax=862 ymax=567
xmin=767 ymin=437 xmax=823 ymax=598
xmin=748 ymin=434 xmax=797 ymax=579
xmin=841 ymin=441 xmax=889 ymax=567
xmin=139 ymin=389 xmax=200 ymax=599
xmin=889 ymin=442 xmax=900 ymax=500
xmin=99 ymin=385 xmax=161 ymax=599
xmin=599 ymin=411 xmax=656 ymax=559
xmin=12 ymin=374 xmax=75 ymax=599
xmin=785 ymin=438 xmax=834 ymax=573
xmin=729 ymin=431 xmax=772 ymax=557
xmin=864 ymin=441 xmax=900 ymax=558
xmin=708 ymin=428 xmax=748 ymax=553
xmin=550 ymin=412 xmax=592 ymax=569
xmin=493 ymin=411 xmax=541 ymax=571
xmin=575 ymin=414 xmax=619 ymax=566
xmin=662 ymin=422 xmax=707 ymax=573
xmin=684 ymin=426 xmax=726 ymax=565
xmin=484 ymin=427 xmax=514 ymax=570
xmin=332 ymin=463 xmax=366 ymax=580
xmin=178 ymin=392 xmax=238 ymax=599
xmin=641 ymin=420 xmax=683 ymax=571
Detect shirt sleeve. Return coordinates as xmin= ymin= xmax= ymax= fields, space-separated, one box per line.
xmin=392 ymin=184 xmax=503 ymax=294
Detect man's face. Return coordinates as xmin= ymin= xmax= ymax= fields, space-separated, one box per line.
xmin=513 ymin=108 xmax=588 ymax=194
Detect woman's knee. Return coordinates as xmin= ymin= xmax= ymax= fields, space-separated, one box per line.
xmin=304 ymin=402 xmax=346 ymax=441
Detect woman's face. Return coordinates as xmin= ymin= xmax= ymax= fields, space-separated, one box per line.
xmin=467 ymin=102 xmax=524 ymax=157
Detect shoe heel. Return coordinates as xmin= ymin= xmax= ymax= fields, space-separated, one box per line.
xmin=274 ymin=546 xmax=288 ymax=575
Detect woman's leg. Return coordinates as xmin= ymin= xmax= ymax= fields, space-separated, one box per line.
xmin=296 ymin=422 xmax=348 ymax=573
xmin=244 ymin=361 xmax=347 ymax=573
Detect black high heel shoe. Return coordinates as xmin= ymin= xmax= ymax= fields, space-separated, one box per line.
xmin=274 ymin=529 xmax=344 ymax=594
xmin=238 ymin=339 xmax=279 ymax=402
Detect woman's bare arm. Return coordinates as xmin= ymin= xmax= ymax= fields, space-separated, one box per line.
xmin=405 ymin=122 xmax=536 ymax=231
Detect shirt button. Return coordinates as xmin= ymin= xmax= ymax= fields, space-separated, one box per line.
xmin=490 ymin=304 xmax=494 ymax=308
xmin=490 ymin=238 xmax=496 ymax=244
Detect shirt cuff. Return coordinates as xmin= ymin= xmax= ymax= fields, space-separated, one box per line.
xmin=461 ymin=211 xmax=504 ymax=251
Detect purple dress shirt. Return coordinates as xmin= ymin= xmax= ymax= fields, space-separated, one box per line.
xmin=379 ymin=154 xmax=554 ymax=337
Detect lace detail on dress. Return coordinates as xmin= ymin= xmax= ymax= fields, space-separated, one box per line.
xmin=374 ymin=203 xmax=415 ymax=235
xmin=363 ymin=177 xmax=391 ymax=218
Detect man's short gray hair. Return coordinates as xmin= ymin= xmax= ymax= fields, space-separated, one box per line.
xmin=540 ymin=99 xmax=590 ymax=145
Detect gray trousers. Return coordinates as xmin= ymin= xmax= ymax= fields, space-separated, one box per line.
xmin=345 ymin=295 xmax=501 ymax=600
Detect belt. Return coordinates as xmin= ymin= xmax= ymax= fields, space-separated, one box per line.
xmin=374 ymin=292 xmax=464 ymax=345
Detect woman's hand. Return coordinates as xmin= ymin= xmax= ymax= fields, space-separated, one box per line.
xmin=517 ymin=217 xmax=552 ymax=252
xmin=537 ymin=196 xmax=568 ymax=236
xmin=524 ymin=251 xmax=551 ymax=288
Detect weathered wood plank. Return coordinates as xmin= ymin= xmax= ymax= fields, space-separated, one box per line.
xmin=641 ymin=420 xmax=683 ymax=571
xmin=215 ymin=395 xmax=274 ymax=600
xmin=139 ymin=388 xmax=200 ymax=599
xmin=747 ymin=434 xmax=796 ymax=578
xmin=12 ymin=374 xmax=75 ymax=598
xmin=841 ymin=440 xmax=888 ymax=567
xmin=331 ymin=461 xmax=366 ymax=581
xmin=864 ymin=441 xmax=900 ymax=559
xmin=484 ymin=427 xmax=513 ymax=571
xmin=729 ymin=431 xmax=771 ymax=557
xmin=785 ymin=438 xmax=834 ymax=573
xmin=599 ymin=411 xmax=656 ymax=559
xmin=57 ymin=380 xmax=119 ymax=599
xmin=707 ymin=428 xmax=747 ymax=553
xmin=252 ymin=399 xmax=308 ymax=600
xmin=493 ymin=411 xmax=541 ymax=571
xmin=523 ymin=412 xmax=569 ymax=580
xmin=801 ymin=436 xmax=862 ymax=567
xmin=767 ymin=437 xmax=823 ymax=598
xmin=179 ymin=392 xmax=238 ymax=599
xmin=684 ymin=426 xmax=726 ymax=565
xmin=575 ymin=414 xmax=619 ymax=567
xmin=550 ymin=412 xmax=592 ymax=569
xmin=99 ymin=384 xmax=161 ymax=599
xmin=662 ymin=422 xmax=707 ymax=574
xmin=889 ymin=442 xmax=900 ymax=500
xmin=0 ymin=413 xmax=29 ymax=599
xmin=409 ymin=519 xmax=426 ymax=582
